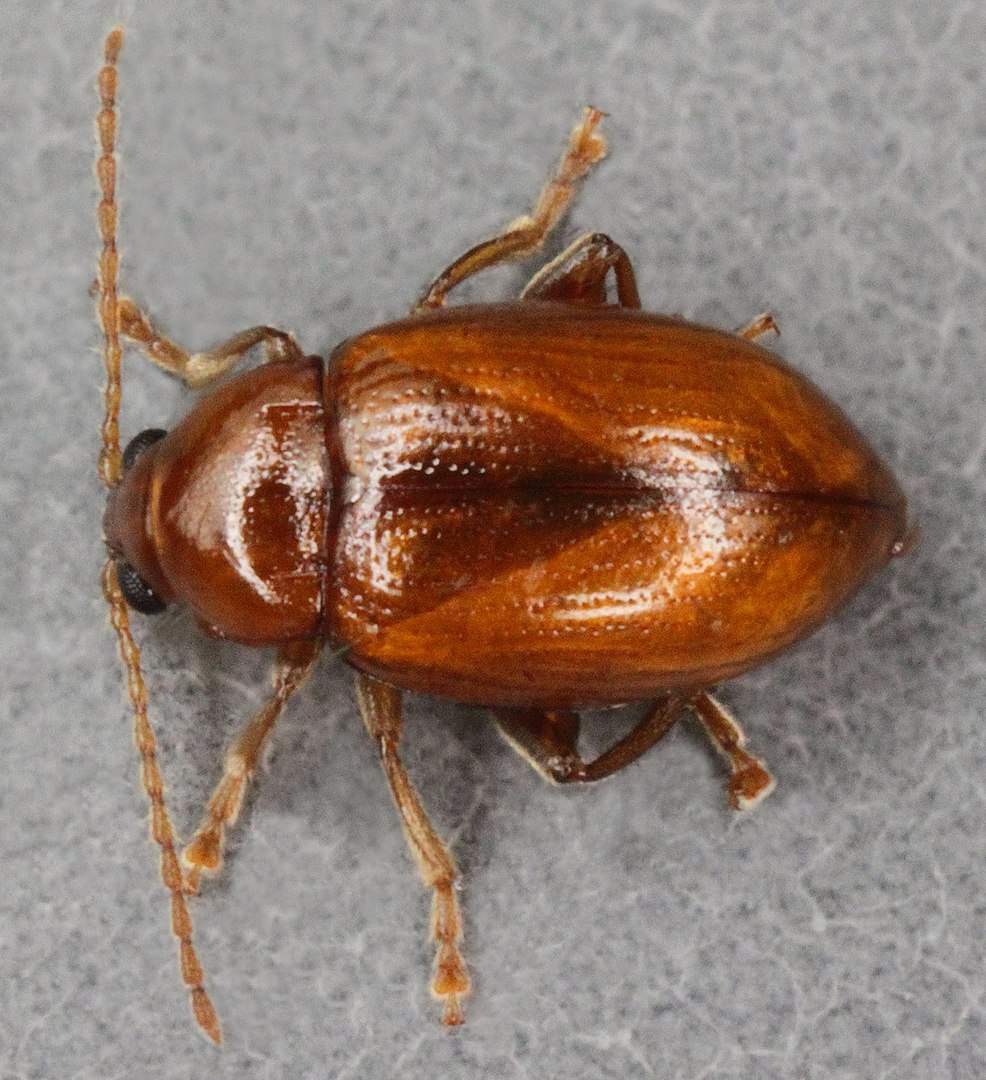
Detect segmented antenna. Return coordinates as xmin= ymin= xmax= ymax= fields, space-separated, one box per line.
xmin=96 ymin=27 xmax=124 ymax=489
xmin=95 ymin=29 xmax=221 ymax=1044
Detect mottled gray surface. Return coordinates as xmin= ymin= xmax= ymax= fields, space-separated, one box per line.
xmin=2 ymin=2 xmax=984 ymax=1077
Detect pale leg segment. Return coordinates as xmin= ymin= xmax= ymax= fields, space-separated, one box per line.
xmin=692 ymin=692 xmax=775 ymax=810
xmin=355 ymin=673 xmax=470 ymax=1025
xmin=117 ymin=297 xmax=303 ymax=388
xmin=735 ymin=312 xmax=780 ymax=342
xmin=413 ymin=107 xmax=608 ymax=311
xmin=182 ymin=640 xmax=323 ymax=892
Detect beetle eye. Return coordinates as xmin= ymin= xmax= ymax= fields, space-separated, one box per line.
xmin=122 ymin=427 xmax=167 ymax=472
xmin=117 ymin=560 xmax=167 ymax=615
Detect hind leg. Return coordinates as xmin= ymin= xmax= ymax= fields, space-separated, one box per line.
xmin=494 ymin=691 xmax=774 ymax=809
xmin=521 ymin=232 xmax=641 ymax=308
xmin=492 ymin=692 xmax=690 ymax=784
xmin=735 ymin=313 xmax=780 ymax=341
xmin=692 ymin=692 xmax=775 ymax=810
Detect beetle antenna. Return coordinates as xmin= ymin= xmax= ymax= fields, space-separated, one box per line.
xmin=95 ymin=30 xmax=221 ymax=1044
xmin=96 ymin=26 xmax=124 ymax=488
xmin=102 ymin=560 xmax=222 ymax=1044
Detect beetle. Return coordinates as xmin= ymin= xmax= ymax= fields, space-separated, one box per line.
xmin=94 ymin=29 xmax=910 ymax=1042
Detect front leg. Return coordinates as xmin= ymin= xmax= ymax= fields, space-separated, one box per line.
xmin=182 ymin=640 xmax=322 ymax=892
xmin=117 ymin=297 xmax=303 ymax=388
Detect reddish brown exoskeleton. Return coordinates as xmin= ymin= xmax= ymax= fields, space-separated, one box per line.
xmin=95 ymin=29 xmax=910 ymax=1042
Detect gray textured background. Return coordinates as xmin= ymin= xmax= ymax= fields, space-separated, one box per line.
xmin=2 ymin=2 xmax=985 ymax=1078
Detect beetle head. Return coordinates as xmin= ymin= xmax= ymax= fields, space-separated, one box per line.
xmin=103 ymin=428 xmax=172 ymax=614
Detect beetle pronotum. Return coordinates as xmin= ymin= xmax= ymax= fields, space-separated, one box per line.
xmin=95 ymin=28 xmax=910 ymax=1041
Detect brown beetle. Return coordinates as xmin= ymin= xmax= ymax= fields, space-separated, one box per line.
xmin=94 ymin=29 xmax=909 ymax=1042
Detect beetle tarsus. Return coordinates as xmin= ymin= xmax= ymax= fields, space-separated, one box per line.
xmin=433 ymin=883 xmax=470 ymax=1024
xmin=735 ymin=312 xmax=780 ymax=342
xmin=441 ymin=995 xmax=466 ymax=1027
xmin=728 ymin=759 xmax=776 ymax=811
xmin=692 ymin=692 xmax=776 ymax=811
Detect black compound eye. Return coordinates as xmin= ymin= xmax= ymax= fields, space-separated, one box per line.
xmin=117 ymin=561 xmax=167 ymax=615
xmin=122 ymin=428 xmax=167 ymax=473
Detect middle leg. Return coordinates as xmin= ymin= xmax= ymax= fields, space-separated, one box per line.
xmin=355 ymin=673 xmax=470 ymax=1025
xmin=413 ymin=107 xmax=608 ymax=312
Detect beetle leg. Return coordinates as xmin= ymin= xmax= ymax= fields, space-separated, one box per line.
xmin=412 ymin=107 xmax=607 ymax=312
xmin=493 ymin=691 xmax=691 ymax=784
xmin=355 ymin=673 xmax=471 ymax=1025
xmin=115 ymin=297 xmax=303 ymax=388
xmin=491 ymin=708 xmax=583 ymax=782
xmin=181 ymin=640 xmax=322 ymax=892
xmin=692 ymin=692 xmax=775 ymax=810
xmin=520 ymin=232 xmax=641 ymax=308
xmin=734 ymin=312 xmax=780 ymax=342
